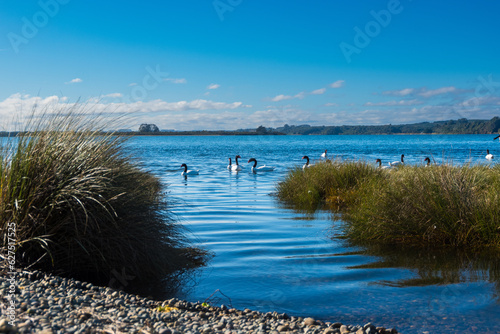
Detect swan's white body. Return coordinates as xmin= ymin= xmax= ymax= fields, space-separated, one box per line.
xmin=389 ymin=154 xmax=405 ymax=167
xmin=321 ymin=150 xmax=327 ymax=158
xmin=181 ymin=163 xmax=199 ymax=175
xmin=231 ymin=155 xmax=243 ymax=171
xmin=248 ymin=158 xmax=275 ymax=172
xmin=486 ymin=150 xmax=494 ymax=160
xmin=376 ymin=159 xmax=391 ymax=169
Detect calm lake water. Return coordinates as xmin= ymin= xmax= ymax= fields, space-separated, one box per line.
xmin=127 ymin=135 xmax=500 ymax=334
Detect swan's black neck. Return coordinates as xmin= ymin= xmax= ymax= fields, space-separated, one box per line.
xmin=182 ymin=164 xmax=188 ymax=172
xmin=250 ymin=159 xmax=257 ymax=168
xmin=228 ymin=158 xmax=232 ymax=166
xmin=304 ymin=156 xmax=310 ymax=165
xmin=235 ymin=156 xmax=240 ymax=165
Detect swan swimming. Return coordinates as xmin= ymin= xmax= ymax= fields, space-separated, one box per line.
xmin=181 ymin=163 xmax=199 ymax=176
xmin=486 ymin=150 xmax=494 ymax=160
xmin=302 ymin=155 xmax=312 ymax=170
xmin=321 ymin=150 xmax=327 ymax=158
xmin=423 ymin=157 xmax=431 ymax=167
xmin=231 ymin=155 xmax=243 ymax=171
xmin=248 ymin=158 xmax=275 ymax=172
xmin=389 ymin=154 xmax=405 ymax=167
xmin=375 ymin=159 xmax=390 ymax=169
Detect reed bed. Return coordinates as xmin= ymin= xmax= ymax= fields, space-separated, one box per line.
xmin=0 ymin=107 xmax=207 ymax=284
xmin=277 ymin=161 xmax=500 ymax=249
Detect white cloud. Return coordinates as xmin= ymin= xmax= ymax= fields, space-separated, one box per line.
xmin=164 ymin=78 xmax=187 ymax=84
xmin=0 ymin=94 xmax=252 ymax=130
xmin=382 ymin=88 xmax=414 ymax=96
xmin=324 ymin=103 xmax=339 ymax=107
xmin=330 ymin=80 xmax=345 ymax=88
xmin=294 ymin=92 xmax=306 ymax=99
xmin=418 ymin=86 xmax=457 ymax=98
xmin=364 ymin=99 xmax=423 ymax=106
xmin=383 ymin=86 xmax=459 ymax=98
xmin=272 ymin=81 xmax=343 ymax=103
xmin=66 ymin=78 xmax=82 ymax=84
xmin=310 ymin=88 xmax=326 ymax=95
xmin=103 ymin=93 xmax=123 ymax=98
xmin=128 ymin=83 xmax=138 ymax=87
xmin=271 ymin=94 xmax=293 ymax=102
xmin=207 ymin=83 xmax=220 ymax=90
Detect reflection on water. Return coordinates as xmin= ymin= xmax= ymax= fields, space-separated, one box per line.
xmin=125 ymin=135 xmax=500 ymax=334
xmin=348 ymin=243 xmax=500 ymax=291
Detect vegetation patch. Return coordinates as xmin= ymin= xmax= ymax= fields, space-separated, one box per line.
xmin=0 ymin=107 xmax=208 ymax=286
xmin=277 ymin=161 xmax=500 ymax=249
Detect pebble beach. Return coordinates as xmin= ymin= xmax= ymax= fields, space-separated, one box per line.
xmin=0 ymin=270 xmax=400 ymax=334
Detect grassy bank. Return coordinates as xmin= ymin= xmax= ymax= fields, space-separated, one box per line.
xmin=277 ymin=161 xmax=500 ymax=249
xmin=0 ymin=108 xmax=207 ymax=285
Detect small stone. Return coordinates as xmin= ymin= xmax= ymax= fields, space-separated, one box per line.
xmin=304 ymin=317 xmax=317 ymax=326
xmin=158 ymin=328 xmax=172 ymax=334
xmin=0 ymin=319 xmax=13 ymax=332
xmin=356 ymin=328 xmax=365 ymax=334
xmin=340 ymin=325 xmax=350 ymax=334
xmin=323 ymin=329 xmax=336 ymax=334
xmin=277 ymin=324 xmax=291 ymax=332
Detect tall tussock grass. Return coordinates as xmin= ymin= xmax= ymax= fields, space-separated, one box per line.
xmin=276 ymin=160 xmax=382 ymax=211
xmin=0 ymin=107 xmax=206 ymax=285
xmin=277 ymin=161 xmax=500 ymax=249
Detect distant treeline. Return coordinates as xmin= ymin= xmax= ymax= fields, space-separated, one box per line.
xmin=2 ymin=117 xmax=500 ymax=137
xmin=116 ymin=130 xmax=284 ymax=136
xmin=275 ymin=117 xmax=500 ymax=135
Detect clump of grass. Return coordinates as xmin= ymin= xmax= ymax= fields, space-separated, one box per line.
xmin=277 ymin=162 xmax=500 ymax=249
xmin=0 ymin=106 xmax=207 ymax=284
xmin=346 ymin=164 xmax=500 ymax=248
xmin=276 ymin=160 xmax=383 ymax=212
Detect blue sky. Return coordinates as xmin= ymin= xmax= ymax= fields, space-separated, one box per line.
xmin=1 ymin=0 xmax=500 ymax=131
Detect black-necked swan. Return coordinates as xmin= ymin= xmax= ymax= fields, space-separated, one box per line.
xmin=231 ymin=155 xmax=243 ymax=171
xmin=376 ymin=158 xmax=390 ymax=169
xmin=302 ymin=155 xmax=312 ymax=170
xmin=321 ymin=150 xmax=327 ymax=158
xmin=486 ymin=150 xmax=494 ymax=160
xmin=181 ymin=163 xmax=199 ymax=175
xmin=423 ymin=157 xmax=431 ymax=167
xmin=494 ymin=135 xmax=500 ymax=141
xmin=227 ymin=158 xmax=232 ymax=170
xmin=389 ymin=154 xmax=404 ymax=166
xmin=248 ymin=158 xmax=275 ymax=172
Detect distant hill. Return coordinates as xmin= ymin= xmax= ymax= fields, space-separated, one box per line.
xmin=3 ymin=118 xmax=500 ymax=137
xmin=275 ymin=117 xmax=500 ymax=135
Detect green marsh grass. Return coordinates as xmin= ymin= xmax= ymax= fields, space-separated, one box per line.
xmin=276 ymin=160 xmax=383 ymax=212
xmin=0 ymin=107 xmax=207 ymax=284
xmin=277 ymin=161 xmax=500 ymax=249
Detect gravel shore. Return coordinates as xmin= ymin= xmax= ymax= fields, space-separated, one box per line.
xmin=0 ymin=270 xmax=400 ymax=334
